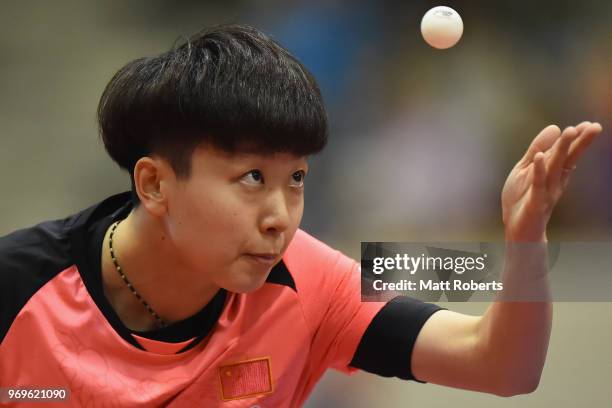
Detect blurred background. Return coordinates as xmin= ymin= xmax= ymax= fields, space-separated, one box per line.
xmin=1 ymin=0 xmax=611 ymax=406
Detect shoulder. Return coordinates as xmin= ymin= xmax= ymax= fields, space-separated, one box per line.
xmin=0 ymin=217 xmax=73 ymax=278
xmin=279 ymin=229 xmax=360 ymax=319
xmin=284 ymin=229 xmax=353 ymax=270
xmin=0 ymin=217 xmax=74 ymax=343
xmin=283 ymin=228 xmax=357 ymax=288
xmin=1 ymin=216 xmax=72 ymax=257
xmin=0 ymin=191 xmax=133 ymax=290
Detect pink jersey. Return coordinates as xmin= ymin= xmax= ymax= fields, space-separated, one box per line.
xmin=0 ymin=192 xmax=443 ymax=407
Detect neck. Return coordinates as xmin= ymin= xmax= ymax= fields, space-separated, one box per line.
xmin=101 ymin=209 xmax=220 ymax=330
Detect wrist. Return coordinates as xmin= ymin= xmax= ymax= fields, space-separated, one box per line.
xmin=504 ymin=228 xmax=548 ymax=243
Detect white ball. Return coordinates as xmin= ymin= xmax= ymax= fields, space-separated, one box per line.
xmin=421 ymin=6 xmax=463 ymax=49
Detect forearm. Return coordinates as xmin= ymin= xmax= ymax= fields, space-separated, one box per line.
xmin=477 ymin=241 xmax=553 ymax=396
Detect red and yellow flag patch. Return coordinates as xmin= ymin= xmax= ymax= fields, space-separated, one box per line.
xmin=218 ymin=357 xmax=273 ymax=401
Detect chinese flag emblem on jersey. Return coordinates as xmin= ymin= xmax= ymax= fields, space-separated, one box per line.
xmin=219 ymin=357 xmax=273 ymax=400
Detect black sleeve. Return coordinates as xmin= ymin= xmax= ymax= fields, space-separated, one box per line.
xmin=349 ymin=296 xmax=446 ymax=382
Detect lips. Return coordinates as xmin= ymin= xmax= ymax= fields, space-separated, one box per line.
xmin=245 ymin=253 xmax=280 ymax=266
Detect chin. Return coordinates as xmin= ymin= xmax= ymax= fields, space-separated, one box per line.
xmin=227 ymin=278 xmax=268 ymax=294
xmin=224 ymin=267 xmax=272 ymax=293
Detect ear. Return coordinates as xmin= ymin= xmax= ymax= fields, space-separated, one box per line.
xmin=133 ymin=156 xmax=174 ymax=217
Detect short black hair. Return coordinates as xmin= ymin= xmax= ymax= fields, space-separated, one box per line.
xmin=97 ymin=24 xmax=328 ymax=204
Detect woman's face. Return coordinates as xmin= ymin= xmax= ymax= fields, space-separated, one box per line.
xmin=162 ymin=145 xmax=308 ymax=293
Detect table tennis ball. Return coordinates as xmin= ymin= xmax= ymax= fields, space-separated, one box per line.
xmin=421 ymin=6 xmax=463 ymax=49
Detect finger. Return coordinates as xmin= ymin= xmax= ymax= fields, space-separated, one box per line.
xmin=519 ymin=125 xmax=561 ymax=168
xmin=557 ymin=122 xmax=591 ymax=192
xmin=565 ymin=122 xmax=603 ymax=168
xmin=560 ymin=168 xmax=572 ymax=191
xmin=546 ymin=126 xmax=578 ymax=189
xmin=532 ymin=152 xmax=547 ymax=192
xmin=575 ymin=121 xmax=591 ymax=134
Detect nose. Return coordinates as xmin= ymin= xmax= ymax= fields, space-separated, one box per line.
xmin=259 ymin=189 xmax=291 ymax=235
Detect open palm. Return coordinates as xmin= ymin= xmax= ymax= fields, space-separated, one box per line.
xmin=501 ymin=122 xmax=603 ymax=241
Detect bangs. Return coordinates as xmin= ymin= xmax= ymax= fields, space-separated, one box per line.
xmin=98 ymin=24 xmax=328 ymax=177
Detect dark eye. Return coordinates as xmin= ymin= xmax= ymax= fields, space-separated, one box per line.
xmin=290 ymin=171 xmax=305 ymax=187
xmin=241 ymin=170 xmax=264 ymax=185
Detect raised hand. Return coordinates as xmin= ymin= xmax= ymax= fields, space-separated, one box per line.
xmin=501 ymin=122 xmax=603 ymax=241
